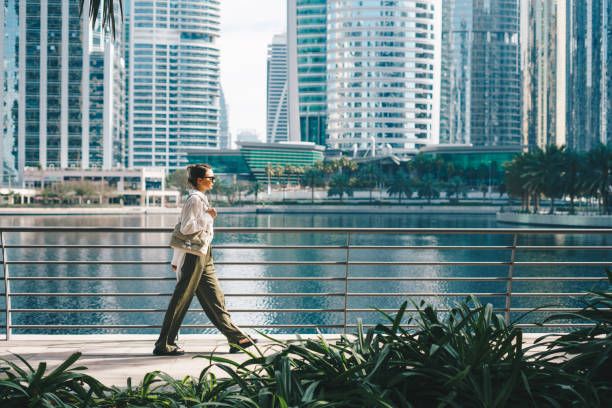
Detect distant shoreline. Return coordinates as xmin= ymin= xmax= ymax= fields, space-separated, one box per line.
xmin=0 ymin=204 xmax=502 ymax=216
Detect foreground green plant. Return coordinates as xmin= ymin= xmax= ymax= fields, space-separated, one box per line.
xmin=534 ymin=269 xmax=612 ymax=406
xmin=0 ymin=352 xmax=106 ymax=408
xmin=1 ymin=274 xmax=611 ymax=407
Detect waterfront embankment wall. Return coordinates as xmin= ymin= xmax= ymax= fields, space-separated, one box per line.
xmin=0 ymin=205 xmax=501 ymax=216
xmin=497 ymin=212 xmax=612 ymax=227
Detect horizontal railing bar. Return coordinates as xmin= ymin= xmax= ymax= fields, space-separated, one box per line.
xmin=7 ymin=244 xmax=612 ymax=251
xmin=3 ymin=276 xmax=607 ymax=283
xmin=2 ymin=307 xmax=586 ymax=314
xmin=1 ymin=307 xmax=586 ymax=314
xmin=5 ymin=245 xmax=172 ymax=249
xmin=514 ymin=262 xmax=612 ymax=266
xmin=346 ymin=308 xmax=584 ymax=313
xmin=2 ymin=227 xmax=611 ymax=234
xmin=1 ymin=292 xmax=592 ymax=297
xmin=9 ymin=323 xmax=593 ymax=330
xmin=346 ymin=292 xmax=590 ymax=297
xmin=345 ymin=323 xmax=595 ymax=329
xmin=518 ymin=246 xmax=612 ymax=250
xmin=5 ymin=260 xmax=610 ymax=267
xmin=4 ymin=261 xmax=346 ymax=265
xmin=7 ymin=324 xmax=346 ymax=329
xmin=512 ymin=277 xmax=608 ymax=281
xmin=5 ymin=292 xmax=347 ymax=297
xmin=6 ymin=276 xmax=347 ymax=282
xmin=8 ymin=308 xmax=346 ymax=313
xmin=350 ymin=261 xmax=510 ymax=266
xmin=5 ymin=245 xmax=348 ymax=250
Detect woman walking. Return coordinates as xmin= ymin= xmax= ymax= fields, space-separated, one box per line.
xmin=153 ymin=163 xmax=256 ymax=355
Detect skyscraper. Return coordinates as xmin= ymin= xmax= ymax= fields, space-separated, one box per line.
xmin=0 ymin=0 xmax=20 ymax=185
xmin=219 ymin=85 xmax=231 ymax=149
xmin=440 ymin=0 xmax=521 ymax=147
xmin=566 ymin=1 xmax=612 ymax=150
xmin=266 ymin=33 xmax=289 ymax=143
xmin=325 ymin=0 xmax=441 ymax=155
xmin=522 ymin=0 xmax=612 ymax=151
xmin=126 ymin=0 xmax=220 ymax=169
xmin=288 ymin=0 xmax=441 ymax=155
xmin=287 ymin=0 xmax=327 ymax=146
xmin=0 ymin=0 xmax=125 ymax=186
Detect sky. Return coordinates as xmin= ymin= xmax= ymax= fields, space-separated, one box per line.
xmin=219 ymin=0 xmax=287 ymax=142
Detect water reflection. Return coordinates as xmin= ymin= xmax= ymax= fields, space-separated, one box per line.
xmin=0 ymin=213 xmax=610 ymax=334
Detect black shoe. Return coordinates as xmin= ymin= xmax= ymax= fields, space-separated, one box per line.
xmin=229 ymin=338 xmax=258 ymax=354
xmin=153 ymin=347 xmax=185 ymax=356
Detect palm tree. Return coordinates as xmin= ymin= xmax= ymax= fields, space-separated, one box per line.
xmin=523 ymin=146 xmax=565 ymax=214
xmin=247 ymin=180 xmax=265 ymax=203
xmin=327 ymin=174 xmax=354 ymax=202
xmin=284 ymin=164 xmax=297 ymax=187
xmin=302 ymin=166 xmax=326 ymax=203
xmin=264 ymin=162 xmax=275 ymax=195
xmin=357 ymin=163 xmax=381 ymax=202
xmin=417 ymin=174 xmax=441 ymax=203
xmin=584 ymin=144 xmax=612 ymax=214
xmin=82 ymin=0 xmax=122 ymax=38
xmin=386 ymin=171 xmax=412 ymax=203
xmin=504 ymin=154 xmax=531 ymax=211
xmin=445 ymin=176 xmax=467 ymax=203
xmin=560 ymin=149 xmax=584 ymax=215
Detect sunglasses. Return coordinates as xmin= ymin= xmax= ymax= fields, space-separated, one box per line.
xmin=202 ymin=176 xmax=215 ymax=181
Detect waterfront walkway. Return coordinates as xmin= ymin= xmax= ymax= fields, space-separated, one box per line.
xmin=0 ymin=333 xmax=548 ymax=386
xmin=0 ymin=334 xmax=333 ymax=386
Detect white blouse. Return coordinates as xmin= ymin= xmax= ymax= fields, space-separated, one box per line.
xmin=171 ymin=189 xmax=214 ymax=280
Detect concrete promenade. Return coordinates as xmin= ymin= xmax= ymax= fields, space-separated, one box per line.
xmin=0 ymin=334 xmax=338 ymax=386
xmin=0 ymin=333 xmax=548 ymax=386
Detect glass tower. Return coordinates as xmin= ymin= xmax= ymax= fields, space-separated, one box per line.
xmin=522 ymin=0 xmax=611 ymax=151
xmin=289 ymin=0 xmax=441 ymax=155
xmin=219 ymin=85 xmax=230 ymax=149
xmin=266 ymin=33 xmax=289 ymax=143
xmin=0 ymin=0 xmax=125 ymax=186
xmin=288 ymin=0 xmax=328 ymax=146
xmin=440 ymin=0 xmax=521 ymax=147
xmin=127 ymin=0 xmax=221 ymax=169
xmin=0 ymin=0 xmax=20 ymax=185
xmin=566 ymin=0 xmax=612 ymax=150
xmin=326 ymin=0 xmax=440 ymax=155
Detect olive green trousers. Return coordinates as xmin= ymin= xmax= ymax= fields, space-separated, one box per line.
xmin=154 ymin=249 xmax=244 ymax=353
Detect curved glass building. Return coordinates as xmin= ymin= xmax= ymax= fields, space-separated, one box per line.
xmin=325 ymin=0 xmax=440 ymax=155
xmin=127 ymin=0 xmax=220 ymax=169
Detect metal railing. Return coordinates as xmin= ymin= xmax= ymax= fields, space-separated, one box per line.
xmin=1 ymin=226 xmax=611 ymax=339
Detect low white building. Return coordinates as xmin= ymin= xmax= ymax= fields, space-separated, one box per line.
xmin=21 ymin=167 xmax=180 ymax=206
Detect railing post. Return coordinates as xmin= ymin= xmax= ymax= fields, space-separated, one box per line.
xmin=505 ymin=233 xmax=518 ymax=325
xmin=343 ymin=232 xmax=351 ymax=334
xmin=1 ymin=231 xmax=11 ymax=340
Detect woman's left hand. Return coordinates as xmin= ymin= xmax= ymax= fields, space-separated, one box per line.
xmin=206 ymin=208 xmax=217 ymax=218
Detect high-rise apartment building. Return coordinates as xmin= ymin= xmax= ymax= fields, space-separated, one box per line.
xmin=0 ymin=0 xmax=19 ymax=185
xmin=288 ymin=0 xmax=441 ymax=155
xmin=326 ymin=0 xmax=441 ymax=155
xmin=287 ymin=0 xmax=328 ymax=146
xmin=566 ymin=1 xmax=611 ymax=150
xmin=266 ymin=33 xmax=289 ymax=143
xmin=522 ymin=0 xmax=611 ymax=151
xmin=126 ymin=0 xmax=220 ymax=169
xmin=0 ymin=0 xmax=125 ymax=186
xmin=440 ymin=0 xmax=521 ymax=147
